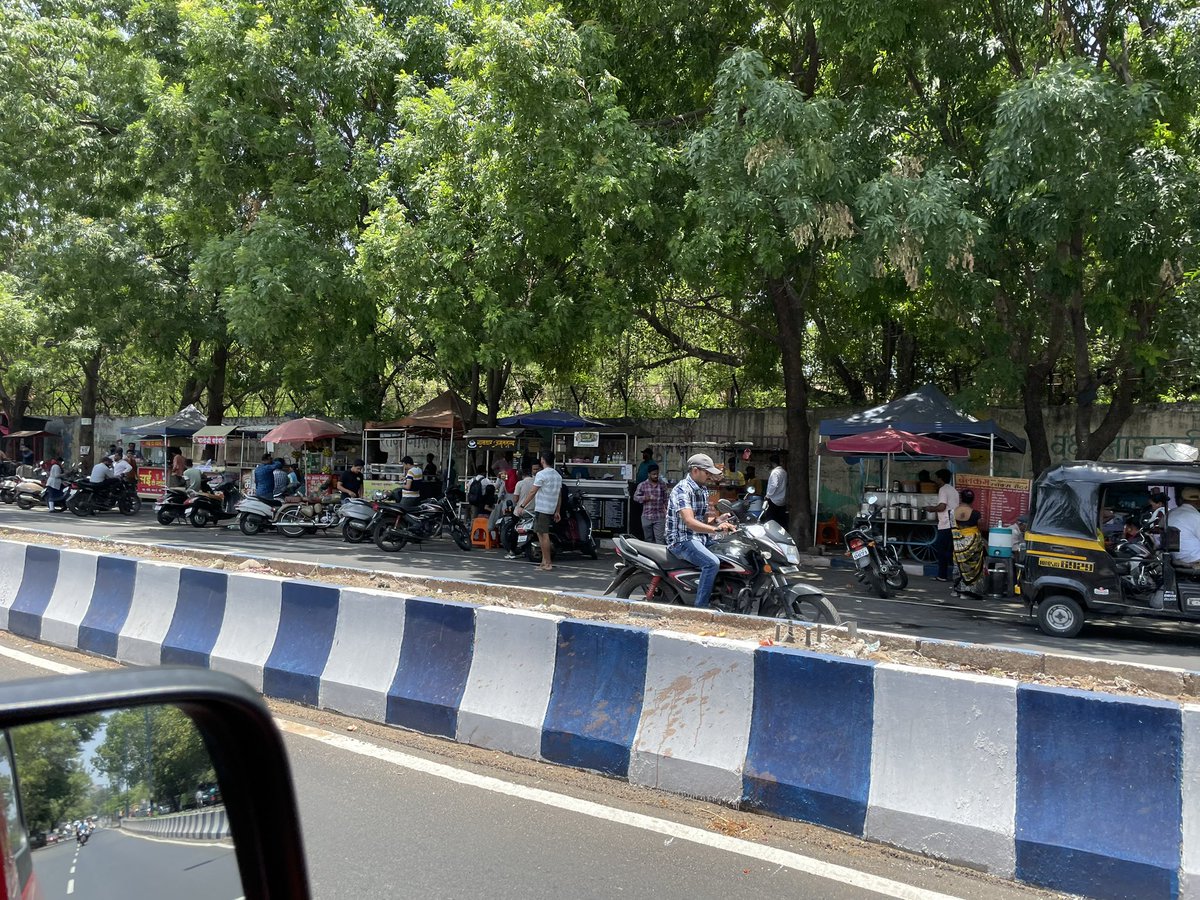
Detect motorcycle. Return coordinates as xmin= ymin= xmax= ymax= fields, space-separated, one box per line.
xmin=514 ymin=490 xmax=599 ymax=562
xmin=844 ymin=497 xmax=908 ymax=598
xmin=183 ymin=478 xmax=244 ymax=528
xmin=67 ymin=478 xmax=141 ymax=517
xmin=372 ymin=494 xmax=472 ymax=552
xmin=0 ymin=475 xmax=18 ymax=504
xmin=276 ymin=495 xmax=345 ymax=538
xmin=234 ymin=493 xmax=294 ymax=536
xmin=155 ymin=485 xmax=192 ymax=525
xmin=604 ymin=498 xmax=840 ymax=624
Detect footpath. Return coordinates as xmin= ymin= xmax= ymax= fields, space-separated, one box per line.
xmin=0 ymin=533 xmax=1198 ymax=899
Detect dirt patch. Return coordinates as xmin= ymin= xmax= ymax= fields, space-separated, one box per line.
xmin=3 ymin=526 xmax=1196 ymax=704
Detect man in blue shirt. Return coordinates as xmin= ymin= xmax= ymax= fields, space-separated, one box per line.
xmin=665 ymin=454 xmax=736 ymax=608
xmin=253 ymin=453 xmax=283 ymax=499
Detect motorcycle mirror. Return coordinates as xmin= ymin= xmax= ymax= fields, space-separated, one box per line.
xmin=745 ymin=486 xmax=756 ymax=495
xmin=866 ymin=494 xmax=879 ymax=505
xmin=716 ymin=499 xmax=734 ymax=513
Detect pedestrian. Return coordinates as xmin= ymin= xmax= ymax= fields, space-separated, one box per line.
xmin=272 ymin=459 xmax=289 ymax=496
xmin=926 ymin=468 xmax=959 ymax=582
xmin=253 ymin=453 xmax=282 ymax=499
xmin=45 ymin=456 xmax=65 ymax=512
xmin=665 ymin=454 xmax=736 ymax=608
xmin=951 ymin=489 xmax=985 ymax=597
xmin=337 ymin=459 xmax=365 ymax=499
xmin=170 ymin=448 xmax=187 ymax=487
xmin=515 ymin=450 xmax=562 ymax=572
xmin=762 ymin=453 xmax=789 ymax=528
xmin=632 ymin=463 xmax=668 ymax=543
xmin=631 ymin=447 xmax=655 ymax=539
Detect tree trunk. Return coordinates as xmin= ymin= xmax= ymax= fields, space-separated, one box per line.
xmin=769 ymin=273 xmax=814 ymax=547
xmin=485 ymin=364 xmax=510 ymax=427
xmin=204 ymin=340 xmax=229 ymax=424
xmin=178 ymin=337 xmax=204 ymax=409
xmin=10 ymin=381 xmax=32 ymax=434
xmin=79 ymin=350 xmax=103 ymax=469
xmin=1022 ymin=359 xmax=1053 ymax=475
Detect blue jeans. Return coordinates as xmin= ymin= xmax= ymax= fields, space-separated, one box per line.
xmin=671 ymin=538 xmax=721 ymax=608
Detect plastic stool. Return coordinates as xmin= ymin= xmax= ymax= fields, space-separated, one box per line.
xmin=471 ymin=516 xmax=499 ymax=550
xmin=816 ymin=515 xmax=842 ymax=547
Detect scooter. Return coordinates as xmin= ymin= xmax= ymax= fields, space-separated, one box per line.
xmin=0 ymin=475 xmax=18 ymax=504
xmin=844 ymin=496 xmax=908 ymax=598
xmin=155 ymin=485 xmax=191 ymax=525
xmin=13 ymin=472 xmax=49 ymax=510
xmin=183 ymin=477 xmax=244 ymax=528
xmin=339 ymin=495 xmax=382 ymax=543
xmin=604 ymin=499 xmax=840 ymax=623
xmin=515 ymin=490 xmax=599 ymax=562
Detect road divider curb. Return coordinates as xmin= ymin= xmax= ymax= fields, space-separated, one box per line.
xmin=119 ymin=807 xmax=229 ymax=841
xmin=0 ymin=539 xmax=1195 ymax=899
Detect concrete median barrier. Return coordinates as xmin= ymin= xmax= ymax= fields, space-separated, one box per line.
xmin=3 ymin=537 xmax=1199 ymax=900
xmin=120 ymin=807 xmax=229 ymax=841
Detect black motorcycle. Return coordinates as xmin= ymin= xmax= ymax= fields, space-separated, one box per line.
xmin=605 ymin=498 xmax=839 ymax=623
xmin=372 ymin=494 xmax=472 ymax=552
xmin=68 ymin=478 xmax=141 ymax=517
xmin=843 ymin=499 xmax=908 ymax=598
xmin=183 ymin=477 xmax=244 ymax=528
xmin=514 ymin=490 xmax=599 ymax=561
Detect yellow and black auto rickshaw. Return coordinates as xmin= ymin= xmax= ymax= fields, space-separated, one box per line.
xmin=1021 ymin=461 xmax=1200 ymax=637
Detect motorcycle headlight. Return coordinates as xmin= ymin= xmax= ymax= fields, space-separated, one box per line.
xmin=784 ymin=546 xmax=799 ymax=565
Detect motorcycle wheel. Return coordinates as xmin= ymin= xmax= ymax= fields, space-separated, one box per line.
xmin=451 ymin=523 xmax=472 ymax=552
xmin=524 ymin=538 xmax=542 ymax=563
xmin=16 ymin=497 xmax=32 ymax=510
xmin=277 ymin=508 xmax=308 ymax=538
xmin=341 ymin=520 xmax=369 ymax=544
xmin=239 ymin=514 xmax=263 ymax=536
xmin=156 ymin=508 xmax=175 ymax=526
xmin=189 ymin=508 xmax=210 ymax=528
xmin=615 ymin=570 xmax=678 ymax=604
xmin=585 ymin=537 xmax=599 ymax=560
xmin=762 ymin=594 xmax=841 ymax=625
xmin=884 ymin=567 xmax=909 ymax=591
xmin=373 ymin=519 xmax=407 ymax=552
xmin=69 ymin=493 xmax=92 ymax=518
xmin=118 ymin=494 xmax=141 ymax=516
xmin=865 ymin=567 xmax=891 ymax=599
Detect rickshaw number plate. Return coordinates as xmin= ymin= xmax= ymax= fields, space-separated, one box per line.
xmin=1036 ymin=557 xmax=1094 ymax=573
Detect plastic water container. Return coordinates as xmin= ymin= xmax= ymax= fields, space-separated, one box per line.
xmin=988 ymin=527 xmax=1014 ymax=558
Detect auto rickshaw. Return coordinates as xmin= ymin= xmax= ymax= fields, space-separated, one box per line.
xmin=1021 ymin=461 xmax=1200 ymax=637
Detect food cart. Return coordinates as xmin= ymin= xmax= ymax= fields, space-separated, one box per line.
xmin=363 ymin=391 xmax=473 ymax=496
xmin=260 ymin=418 xmax=355 ymax=495
xmin=553 ymin=428 xmax=635 ymax=534
xmin=121 ymin=404 xmax=207 ymax=499
xmin=189 ymin=424 xmax=270 ymax=493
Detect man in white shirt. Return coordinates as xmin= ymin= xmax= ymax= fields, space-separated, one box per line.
xmin=503 ymin=462 xmax=541 ymax=559
xmin=112 ymin=454 xmax=134 ymax=481
xmin=89 ymin=456 xmax=113 ymax=484
xmin=515 ymin=451 xmax=563 ymax=571
xmin=763 ymin=454 xmax=789 ymax=528
xmin=927 ymin=468 xmax=960 ymax=582
xmin=1170 ymin=487 xmax=1200 ymax=566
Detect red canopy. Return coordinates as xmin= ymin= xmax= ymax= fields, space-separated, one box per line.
xmin=261 ymin=417 xmax=345 ymax=445
xmin=823 ymin=427 xmax=969 ymax=459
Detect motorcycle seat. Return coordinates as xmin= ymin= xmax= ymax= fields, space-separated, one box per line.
xmin=255 ymin=495 xmax=283 ymax=507
xmin=624 ymin=538 xmax=690 ymax=569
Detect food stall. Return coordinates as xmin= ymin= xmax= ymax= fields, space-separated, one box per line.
xmin=552 ymin=428 xmax=635 ymax=534
xmin=362 ymin=391 xmax=473 ymax=496
xmin=121 ymin=404 xmax=207 ymax=499
xmin=260 ymin=418 xmax=355 ymax=495
xmin=189 ymin=424 xmax=269 ymax=493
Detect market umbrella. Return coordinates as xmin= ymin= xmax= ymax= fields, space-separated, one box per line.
xmin=822 ymin=428 xmax=970 ymax=542
xmin=260 ymin=418 xmax=345 ymax=445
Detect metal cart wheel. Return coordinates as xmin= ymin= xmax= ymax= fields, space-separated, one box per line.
xmin=905 ymin=524 xmax=938 ymax=563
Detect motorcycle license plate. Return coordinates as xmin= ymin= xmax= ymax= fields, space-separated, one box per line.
xmin=851 ymin=547 xmax=869 ymax=560
xmin=517 ymin=534 xmax=528 ymax=545
xmin=778 ymin=565 xmax=799 ymax=574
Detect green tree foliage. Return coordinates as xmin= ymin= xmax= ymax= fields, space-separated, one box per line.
xmin=94 ymin=706 xmax=214 ymax=812
xmin=11 ymin=716 xmax=101 ymax=833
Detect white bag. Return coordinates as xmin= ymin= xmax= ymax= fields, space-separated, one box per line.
xmin=1142 ymin=442 xmax=1200 ymax=462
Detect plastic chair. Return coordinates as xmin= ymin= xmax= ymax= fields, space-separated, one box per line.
xmin=816 ymin=515 xmax=842 ymax=547
xmin=471 ymin=515 xmax=499 ymax=550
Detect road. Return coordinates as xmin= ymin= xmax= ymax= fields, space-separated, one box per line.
xmin=2 ymin=504 xmax=1200 ymax=669
xmin=3 ymin=636 xmax=1055 ymax=900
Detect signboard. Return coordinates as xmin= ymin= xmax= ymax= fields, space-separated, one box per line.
xmin=574 ymin=431 xmax=600 ymax=448
xmin=139 ymin=439 xmax=165 ymax=449
xmin=137 ymin=467 xmax=165 ymax=499
xmin=954 ymin=474 xmax=1032 ymax=528
xmin=466 ymin=437 xmax=518 ymax=450
xmin=194 ymin=435 xmax=227 ymax=446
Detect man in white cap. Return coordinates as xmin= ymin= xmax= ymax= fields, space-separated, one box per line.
xmin=665 ymin=453 xmax=737 ymax=608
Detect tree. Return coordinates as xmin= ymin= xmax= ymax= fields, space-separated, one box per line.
xmin=10 ymin=717 xmax=100 ymax=833
xmin=94 ymin=706 xmax=213 ymax=812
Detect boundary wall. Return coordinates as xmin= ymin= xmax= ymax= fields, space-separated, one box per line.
xmin=0 ymin=539 xmax=1195 ymax=900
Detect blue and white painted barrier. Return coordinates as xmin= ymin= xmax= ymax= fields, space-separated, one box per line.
xmin=120 ymin=807 xmax=229 ymax=841
xmin=0 ymin=539 xmax=1195 ymax=899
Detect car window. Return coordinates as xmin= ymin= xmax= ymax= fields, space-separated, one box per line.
xmin=0 ymin=733 xmax=27 ymax=859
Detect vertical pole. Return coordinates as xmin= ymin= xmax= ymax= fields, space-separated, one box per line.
xmin=812 ymin=450 xmax=823 ymax=545
xmin=883 ymin=454 xmax=891 ymax=544
xmin=989 ymin=433 xmax=995 ymax=477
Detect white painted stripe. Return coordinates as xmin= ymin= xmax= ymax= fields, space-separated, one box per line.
xmin=69 ymin=865 xmax=75 ymax=874
xmin=67 ymin=878 xmax=74 ymax=894
xmin=275 ymin=719 xmax=966 ymax=900
xmin=0 ymin=643 xmax=84 ymax=674
xmin=111 ymin=827 xmax=229 ymax=849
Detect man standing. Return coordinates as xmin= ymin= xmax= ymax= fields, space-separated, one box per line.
xmin=338 ymin=459 xmax=365 ymax=499
xmin=631 ymin=447 xmax=655 ymax=539
xmin=253 ymin=453 xmax=283 ymax=499
xmin=665 ymin=454 xmax=737 ymax=608
xmin=763 ymin=454 xmax=789 ymax=527
xmin=45 ymin=457 xmax=65 ymax=512
xmin=515 ymin=450 xmax=562 ymax=572
xmin=927 ymin=468 xmax=960 ymax=582
xmin=632 ymin=463 xmax=668 ymax=543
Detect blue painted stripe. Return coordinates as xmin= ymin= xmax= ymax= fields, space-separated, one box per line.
xmin=1015 ymin=684 xmax=1181 ymax=897
xmin=160 ymin=568 xmax=227 ymax=668
xmin=76 ymin=556 xmax=138 ymax=657
xmin=742 ymin=648 xmax=874 ymax=835
xmin=262 ymin=581 xmax=340 ymax=706
xmin=8 ymin=546 xmax=60 ymax=639
xmin=540 ymin=620 xmax=648 ymax=777
xmin=386 ymin=598 xmax=475 ymax=739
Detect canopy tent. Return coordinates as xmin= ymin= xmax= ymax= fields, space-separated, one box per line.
xmin=191 ymin=424 xmax=239 ymax=442
xmin=260 ymin=417 xmax=345 ymax=445
xmin=818 ymin=384 xmax=1025 ymax=474
xmin=369 ymin=390 xmax=478 ymax=435
xmin=498 ymin=409 xmax=606 ymax=429
xmin=121 ymin=404 xmax=207 ymax=438
xmin=817 ymin=427 xmax=970 ymax=542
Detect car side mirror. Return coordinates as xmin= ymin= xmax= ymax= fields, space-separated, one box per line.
xmin=0 ymin=668 xmax=309 ymax=899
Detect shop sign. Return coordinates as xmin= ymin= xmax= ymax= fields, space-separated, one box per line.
xmin=194 ymin=435 xmax=227 ymax=446
xmin=467 ymin=437 xmax=518 ymax=450
xmin=574 ymin=431 xmax=600 ymax=448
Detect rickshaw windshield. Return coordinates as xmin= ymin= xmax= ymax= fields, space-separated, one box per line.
xmin=1029 ymin=479 xmax=1102 ymax=540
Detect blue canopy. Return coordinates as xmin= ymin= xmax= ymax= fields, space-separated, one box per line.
xmin=121 ymin=404 xmax=207 ymax=438
xmin=818 ymin=385 xmax=1026 ymax=453
xmin=497 ymin=409 xmax=607 ymax=429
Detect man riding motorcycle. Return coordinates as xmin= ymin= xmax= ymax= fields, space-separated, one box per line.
xmin=665 ymin=454 xmax=737 ymax=608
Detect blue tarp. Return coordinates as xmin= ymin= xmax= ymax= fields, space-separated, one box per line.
xmin=498 ymin=409 xmax=607 ymax=429
xmin=818 ymin=385 xmax=1026 ymax=454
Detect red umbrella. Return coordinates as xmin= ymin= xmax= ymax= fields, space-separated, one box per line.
xmin=823 ymin=427 xmax=970 ymax=459
xmin=261 ymin=417 xmax=345 ymax=445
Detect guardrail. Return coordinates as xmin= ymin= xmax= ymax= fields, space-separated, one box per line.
xmin=119 ymin=807 xmax=229 ymax=841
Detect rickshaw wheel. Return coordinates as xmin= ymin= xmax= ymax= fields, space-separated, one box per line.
xmin=1036 ymin=594 xmax=1085 ymax=638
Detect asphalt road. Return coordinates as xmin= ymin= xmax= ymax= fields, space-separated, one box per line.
xmin=31 ymin=827 xmax=241 ymax=900
xmin=2 ymin=504 xmax=1200 ymax=670
xmin=2 ymin=638 xmax=1053 ymax=900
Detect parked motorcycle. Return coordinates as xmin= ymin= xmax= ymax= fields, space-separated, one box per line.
xmin=183 ymin=477 xmax=243 ymax=528
xmin=0 ymin=475 xmax=18 ymax=505
xmin=605 ymin=498 xmax=840 ymax=624
xmin=67 ymin=478 xmax=141 ymax=517
xmin=372 ymin=494 xmax=472 ymax=552
xmin=515 ymin=490 xmax=599 ymax=561
xmin=339 ymin=496 xmax=382 ymax=543
xmin=155 ymin=485 xmax=191 ymax=525
xmin=844 ymin=496 xmax=908 ymax=598
xmin=276 ymin=496 xmax=344 ymax=538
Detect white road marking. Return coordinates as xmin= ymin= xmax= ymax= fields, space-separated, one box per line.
xmin=275 ymin=719 xmax=966 ymax=900
xmin=66 ymin=878 xmax=74 ymax=894
xmin=69 ymin=865 xmax=74 ymax=874
xmin=0 ymin=627 xmax=968 ymax=900
xmin=110 ymin=828 xmax=230 ymax=849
